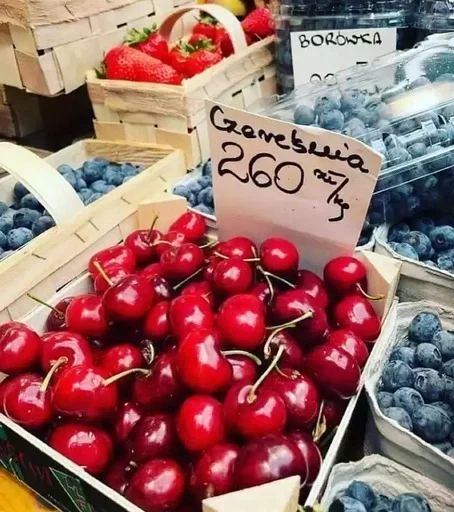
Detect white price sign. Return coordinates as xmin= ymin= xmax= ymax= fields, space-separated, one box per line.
xmin=290 ymin=28 xmax=397 ymax=87
xmin=205 ymin=101 xmax=383 ymax=273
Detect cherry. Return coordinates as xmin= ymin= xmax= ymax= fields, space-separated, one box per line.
xmin=286 ymin=431 xmax=322 ymax=485
xmin=127 ymin=413 xmax=177 ymax=464
xmin=126 ymin=458 xmax=186 ymax=512
xmin=0 ymin=377 xmax=12 ymax=413
xmin=0 ymin=323 xmax=41 ymax=375
xmin=94 ymin=264 xmax=131 ymax=295
xmin=101 ymin=344 xmax=145 ymax=377
xmin=326 ymin=329 xmax=369 ymax=368
xmin=40 ymin=331 xmax=93 ymax=375
xmin=216 ymin=237 xmax=257 ymax=260
xmin=304 ymin=344 xmax=360 ymax=399
xmin=176 ymin=395 xmax=225 ymax=452
xmin=169 ymin=295 xmax=214 ymax=341
xmin=170 ymin=211 xmax=206 ymax=243
xmin=296 ymin=270 xmax=329 ymax=309
xmin=322 ymin=397 xmax=347 ymax=429
xmin=217 ymin=294 xmax=266 ymax=350
xmin=212 ymin=258 xmax=253 ymax=296
xmin=141 ymin=263 xmax=163 ymax=281
xmin=233 ymin=435 xmax=305 ymax=490
xmin=103 ymin=275 xmax=155 ymax=321
xmin=333 ymin=296 xmax=381 ymax=342
xmin=89 ymin=246 xmax=136 ymax=277
xmin=228 ymin=355 xmax=258 ymax=384
xmin=190 ymin=443 xmax=240 ymax=501
xmin=3 ymin=373 xmax=52 ymax=429
xmin=250 ymin=282 xmax=274 ymax=306
xmin=149 ymin=276 xmax=173 ymax=301
xmin=160 ymin=243 xmax=205 ymax=283
xmin=125 ymin=224 xmax=161 ymax=264
xmin=115 ymin=402 xmax=144 ymax=443
xmin=263 ymin=329 xmax=304 ymax=370
xmin=260 ymin=237 xmax=299 ymax=277
xmin=104 ymin=458 xmax=134 ymax=495
xmin=65 ymin=294 xmax=109 ymax=339
xmin=204 ymin=255 xmax=221 ymax=282
xmin=49 ymin=423 xmax=113 ymax=475
xmin=181 ymin=281 xmax=215 ymax=309
xmin=323 ymin=256 xmax=368 ymax=297
xmin=156 ymin=231 xmax=188 ymax=257
xmin=29 ymin=296 xmax=73 ymax=332
xmin=144 ymin=301 xmax=170 ymax=342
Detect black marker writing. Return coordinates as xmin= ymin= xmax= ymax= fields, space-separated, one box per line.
xmin=299 ymin=31 xmax=383 ymax=49
xmin=314 ymin=169 xmax=351 ymax=222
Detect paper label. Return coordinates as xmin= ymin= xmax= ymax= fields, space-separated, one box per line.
xmin=290 ymin=28 xmax=397 ymax=87
xmin=205 ymin=101 xmax=383 ymax=273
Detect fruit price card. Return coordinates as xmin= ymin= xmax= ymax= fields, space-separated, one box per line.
xmin=205 ymin=100 xmax=383 ymax=273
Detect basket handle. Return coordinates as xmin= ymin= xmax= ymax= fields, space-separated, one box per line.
xmin=0 ymin=142 xmax=85 ymax=225
xmin=158 ymin=4 xmax=248 ymax=55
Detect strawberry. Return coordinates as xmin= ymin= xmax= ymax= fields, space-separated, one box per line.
xmin=124 ymin=26 xmax=169 ymax=63
xmin=168 ymin=44 xmax=192 ymax=78
xmin=214 ymin=27 xmax=234 ymax=57
xmin=187 ymin=34 xmax=221 ymax=55
xmin=192 ymin=15 xmax=218 ymax=42
xmin=241 ymin=7 xmax=275 ymax=39
xmin=185 ymin=49 xmax=223 ymax=78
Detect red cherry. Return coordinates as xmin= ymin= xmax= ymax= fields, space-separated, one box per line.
xmin=286 ymin=431 xmax=322 ymax=485
xmin=53 ymin=365 xmax=118 ymax=421
xmin=144 ymin=301 xmax=170 ymax=342
xmin=176 ymin=395 xmax=225 ymax=452
xmin=204 ymin=255 xmax=221 ymax=282
xmin=114 ymin=402 xmax=144 ymax=443
xmin=156 ymin=231 xmax=188 ymax=257
xmin=212 ymin=258 xmax=253 ymax=296
xmin=0 ymin=377 xmax=12 ymax=413
xmin=250 ymin=282 xmax=274 ymax=306
xmin=103 ymin=275 xmax=155 ymax=321
xmin=181 ymin=281 xmax=215 ymax=309
xmin=0 ymin=323 xmax=41 ymax=375
xmin=127 ymin=413 xmax=177 ymax=464
xmin=3 ymin=374 xmax=52 ymax=429
xmin=190 ymin=443 xmax=240 ymax=501
xmin=217 ymin=294 xmax=266 ymax=350
xmin=160 ymin=243 xmax=205 ymax=283
xmin=333 ymin=295 xmax=381 ymax=342
xmin=304 ymin=344 xmax=360 ymax=399
xmin=324 ymin=256 xmax=368 ymax=296
xmin=260 ymin=237 xmax=299 ymax=276
xmin=141 ymin=263 xmax=163 ymax=281
xmin=169 ymin=295 xmax=214 ymax=341
xmin=89 ymin=246 xmax=136 ymax=277
xmin=224 ymin=381 xmax=287 ymax=438
xmin=326 ymin=329 xmax=369 ymax=368
xmin=228 ymin=355 xmax=258 ymax=384
xmin=101 ymin=344 xmax=145 ymax=377
xmin=264 ymin=329 xmax=304 ymax=370
xmin=169 ymin=211 xmax=206 ymax=243
xmin=216 ymin=237 xmax=257 ymax=260
xmin=125 ymin=228 xmax=161 ymax=264
xmin=233 ymin=435 xmax=305 ymax=490
xmin=296 ymin=270 xmax=329 ymax=309
xmin=40 ymin=331 xmax=93 ymax=375
xmin=49 ymin=423 xmax=113 ymax=475
xmin=126 ymin=459 xmax=186 ymax=512
xmin=65 ymin=294 xmax=109 ymax=339
xmin=45 ymin=297 xmax=73 ymax=332
xmin=149 ymin=276 xmax=173 ymax=301
xmin=322 ymin=397 xmax=347 ymax=429
xmin=104 ymin=458 xmax=134 ymax=495
xmin=94 ymin=264 xmax=131 ymax=295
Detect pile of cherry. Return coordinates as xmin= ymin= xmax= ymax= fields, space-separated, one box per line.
xmin=0 ymin=211 xmax=383 ymax=512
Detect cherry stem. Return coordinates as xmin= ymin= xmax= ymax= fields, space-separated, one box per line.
xmin=152 ymin=240 xmax=173 ymax=248
xmin=312 ymin=400 xmax=327 ymax=443
xmin=103 ymin=368 xmax=150 ymax=387
xmin=40 ymin=357 xmax=68 ymax=393
xmin=93 ymin=261 xmax=113 ymax=287
xmin=357 ymin=283 xmax=385 ymax=301
xmin=27 ymin=294 xmax=64 ymax=319
xmin=173 ymin=266 xmax=205 ymax=291
xmin=222 ymin=350 xmax=262 ymax=366
xmin=212 ymin=251 xmax=259 ymax=263
xmin=263 ymin=325 xmax=294 ymax=358
xmin=275 ymin=365 xmax=290 ymax=378
xmin=262 ymin=271 xmax=275 ymax=305
xmin=199 ymin=239 xmax=217 ymax=249
xmin=266 ymin=311 xmax=313 ymax=331
xmin=257 ymin=266 xmax=296 ymax=289
xmin=247 ymin=345 xmax=285 ymax=404
xmin=146 ymin=214 xmax=159 ymax=243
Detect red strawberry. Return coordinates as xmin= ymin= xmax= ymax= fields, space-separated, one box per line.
xmin=215 ymin=27 xmax=234 ymax=57
xmin=168 ymin=44 xmax=191 ymax=78
xmin=147 ymin=61 xmax=184 ymax=85
xmin=241 ymin=8 xmax=275 ymax=39
xmin=188 ymin=33 xmax=219 ymax=52
xmin=124 ymin=26 xmax=169 ymax=63
xmin=185 ymin=49 xmax=223 ymax=78
xmin=192 ymin=15 xmax=218 ymax=41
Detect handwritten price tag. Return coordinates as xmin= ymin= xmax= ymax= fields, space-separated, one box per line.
xmin=205 ymin=101 xmax=383 ymax=273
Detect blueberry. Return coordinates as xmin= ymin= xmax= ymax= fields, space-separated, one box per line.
xmin=445 ymin=376 xmax=454 ymax=407
xmin=398 ymin=118 xmax=419 ymax=135
xmin=429 ymin=226 xmax=454 ymax=251
xmin=387 ymin=147 xmax=412 ymax=165
xmin=173 ymin=185 xmax=196 ymax=206
xmin=13 ymin=183 xmax=29 ymax=201
xmin=409 ymin=216 xmax=435 ymax=236
xmin=393 ymin=387 xmax=424 ymax=415
xmin=431 ymin=401 xmax=454 ymax=421
xmin=7 ymin=227 xmax=33 ymax=250
xmin=408 ymin=312 xmax=442 ymax=343
xmin=381 ymin=361 xmax=415 ymax=392
xmin=57 ymin=164 xmax=74 ymax=174
xmin=0 ymin=232 xmax=7 ymax=250
xmin=340 ymin=90 xmax=366 ymax=111
xmin=377 ymin=391 xmax=395 ymax=410
xmin=314 ymin=94 xmax=341 ymax=116
xmin=401 ymin=231 xmax=433 ymax=259
xmin=90 ymin=180 xmax=109 ymax=194
xmin=436 ymin=248 xmax=454 ymax=271
xmin=61 ymin=170 xmax=78 ymax=189
xmin=73 ymin=168 xmax=83 ymax=180
xmin=431 ymin=331 xmax=454 ymax=361
xmin=328 ymin=496 xmax=367 ymax=512
xmin=202 ymin=160 xmax=212 ymax=177
xmin=122 ymin=175 xmax=135 ymax=184
xmin=376 ymin=119 xmax=393 ymax=134
xmin=345 ymin=118 xmax=366 ymax=132
xmin=391 ymin=493 xmax=432 ymax=512
xmin=103 ymin=167 xmax=123 ymax=187
xmin=392 ymin=243 xmax=419 ymax=260
xmin=31 ymin=216 xmax=55 ymax=236
xmin=432 ymin=441 xmax=453 ymax=454
xmin=76 ymin=178 xmax=87 ymax=190
xmin=186 ymin=180 xmax=203 ymax=195
xmin=198 ymin=187 xmax=214 ymax=207
xmin=0 ymin=250 xmax=12 ymax=261
xmin=375 ymin=494 xmax=392 ymax=512
xmin=319 ymin=109 xmax=345 ymax=131
xmin=414 ymin=368 xmax=445 ymax=401
xmin=415 ymin=343 xmax=443 ymax=370
xmin=13 ymin=208 xmax=41 ymax=229
xmin=388 ymin=223 xmax=410 ymax=243
xmin=383 ymin=407 xmax=413 ymax=431
xmin=20 ymin=194 xmax=42 ymax=212
xmin=443 ymin=359 xmax=454 ymax=378
xmin=197 ymin=176 xmax=212 ymax=189
xmin=85 ymin=192 xmax=103 ymax=205
xmin=366 ymin=102 xmax=387 ymax=125
xmin=390 ymin=347 xmax=416 ymax=367
xmin=121 ymin=163 xmax=140 ymax=177
xmin=0 ymin=215 xmax=13 ymax=235
xmin=294 ymin=105 xmax=316 ymax=125
xmin=78 ymin=188 xmax=93 ymax=204
xmin=105 ymin=185 xmax=116 ymax=193
xmin=345 ymin=107 xmax=375 ymax=127
xmin=412 ymin=404 xmax=451 ymax=442
xmin=82 ymin=160 xmax=104 ymax=184
xmin=345 ymin=481 xmax=377 ymax=509
xmin=448 ymin=448 xmax=454 ymax=458
xmin=193 ymin=204 xmax=213 ymax=215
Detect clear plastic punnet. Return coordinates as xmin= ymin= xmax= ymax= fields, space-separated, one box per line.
xmin=258 ymin=39 xmax=454 ymax=228
xmin=414 ymin=0 xmax=454 ymax=42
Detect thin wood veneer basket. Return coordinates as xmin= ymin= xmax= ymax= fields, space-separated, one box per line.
xmin=0 ymin=139 xmax=185 ymax=321
xmin=87 ymin=4 xmax=276 ymax=169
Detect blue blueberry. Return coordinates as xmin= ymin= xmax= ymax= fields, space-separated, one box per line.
xmin=103 ymin=167 xmax=123 ymax=187
xmin=393 ymin=387 xmax=424 ymax=415
xmin=319 ymin=109 xmax=345 ymax=131
xmin=82 ymin=160 xmax=104 ymax=184
xmin=105 ymin=185 xmax=116 ymax=193
xmin=57 ymin=164 xmax=74 ymax=174
xmin=448 ymin=448 xmax=454 ymax=458
xmin=121 ymin=163 xmax=140 ymax=177
xmin=408 ymin=312 xmax=442 ymax=343
xmin=13 ymin=208 xmax=41 ymax=229
xmin=20 ymin=194 xmax=42 ymax=212
xmin=13 ymin=183 xmax=29 ymax=201
xmin=432 ymin=441 xmax=453 ymax=454
xmin=202 ymin=160 xmax=212 ymax=177
xmin=345 ymin=107 xmax=375 ymax=127
xmin=401 ymin=231 xmax=433 ymax=259
xmin=431 ymin=331 xmax=454 ymax=361
xmin=377 ymin=391 xmax=395 ymax=410
xmin=61 ymin=170 xmax=78 ymax=189
xmin=340 ymin=90 xmax=366 ymax=111
xmin=344 ymin=118 xmax=366 ymax=132
xmin=85 ymin=192 xmax=103 ymax=205
xmin=73 ymin=168 xmax=83 ymax=180
xmin=376 ymin=119 xmax=393 ymax=134
xmin=388 ymin=223 xmax=410 ymax=243
xmin=398 ymin=118 xmax=419 ymax=135
xmin=31 ymin=216 xmax=55 ymax=236
xmin=445 ymin=376 xmax=454 ymax=407
xmin=366 ymin=102 xmax=387 ymax=125
xmin=415 ymin=343 xmax=443 ymax=370
xmin=294 ymin=105 xmax=316 ymax=125
xmin=375 ymin=495 xmax=392 ymax=512
xmin=0 ymin=250 xmax=12 ymax=261
xmin=7 ymin=227 xmax=33 ymax=250
xmin=345 ymin=481 xmax=377 ymax=509
xmin=0 ymin=232 xmax=7 ymax=250
xmin=198 ymin=187 xmax=214 ymax=207
xmin=387 ymin=147 xmax=412 ymax=165
xmin=412 ymin=404 xmax=451 ymax=442
xmin=414 ymin=368 xmax=445 ymax=401
xmin=391 ymin=493 xmax=432 ymax=512
xmin=443 ymin=359 xmax=454 ymax=378
xmin=186 ymin=180 xmax=203 ymax=195
xmin=90 ymin=180 xmax=109 ymax=194
xmin=0 ymin=215 xmax=13 ymax=235
xmin=173 ymin=185 xmax=196 ymax=206
xmin=429 ymin=226 xmax=454 ymax=251
xmin=197 ymin=176 xmax=212 ymax=189
xmin=407 ymin=142 xmax=427 ymax=159
xmin=328 ymin=496 xmax=367 ymax=512
xmin=383 ymin=407 xmax=413 ymax=431
xmin=76 ymin=178 xmax=87 ymax=190
xmin=431 ymin=401 xmax=454 ymax=421
xmin=193 ymin=204 xmax=213 ymax=215
xmin=409 ymin=217 xmax=435 ymax=236
xmin=391 ymin=242 xmax=419 ymax=260
xmin=381 ymin=361 xmax=415 ymax=392
xmin=436 ymin=248 xmax=454 ymax=271
xmin=122 ymin=175 xmax=135 ymax=184
xmin=78 ymin=188 xmax=93 ymax=204
xmin=314 ymin=94 xmax=341 ymax=116
xmin=390 ymin=347 xmax=416 ymax=368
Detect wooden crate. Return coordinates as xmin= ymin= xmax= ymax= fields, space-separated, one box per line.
xmin=87 ymin=4 xmax=276 ymax=169
xmin=0 ymin=0 xmax=195 ymax=96
xmin=0 ymin=139 xmax=185 ymax=321
xmin=0 ymin=85 xmax=42 ymax=137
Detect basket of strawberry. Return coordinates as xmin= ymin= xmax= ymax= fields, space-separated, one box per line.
xmin=87 ymin=4 xmax=276 ymax=169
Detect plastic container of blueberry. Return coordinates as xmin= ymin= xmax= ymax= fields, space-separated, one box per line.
xmin=320 ymin=454 xmax=454 ymax=512
xmin=414 ymin=0 xmax=454 ymax=43
xmin=365 ymin=301 xmax=454 ymax=489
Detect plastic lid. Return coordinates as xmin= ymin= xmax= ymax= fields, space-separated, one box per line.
xmin=276 ymin=0 xmax=413 ymax=16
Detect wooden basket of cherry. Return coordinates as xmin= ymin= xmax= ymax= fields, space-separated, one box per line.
xmin=0 ymin=195 xmax=400 ymax=512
